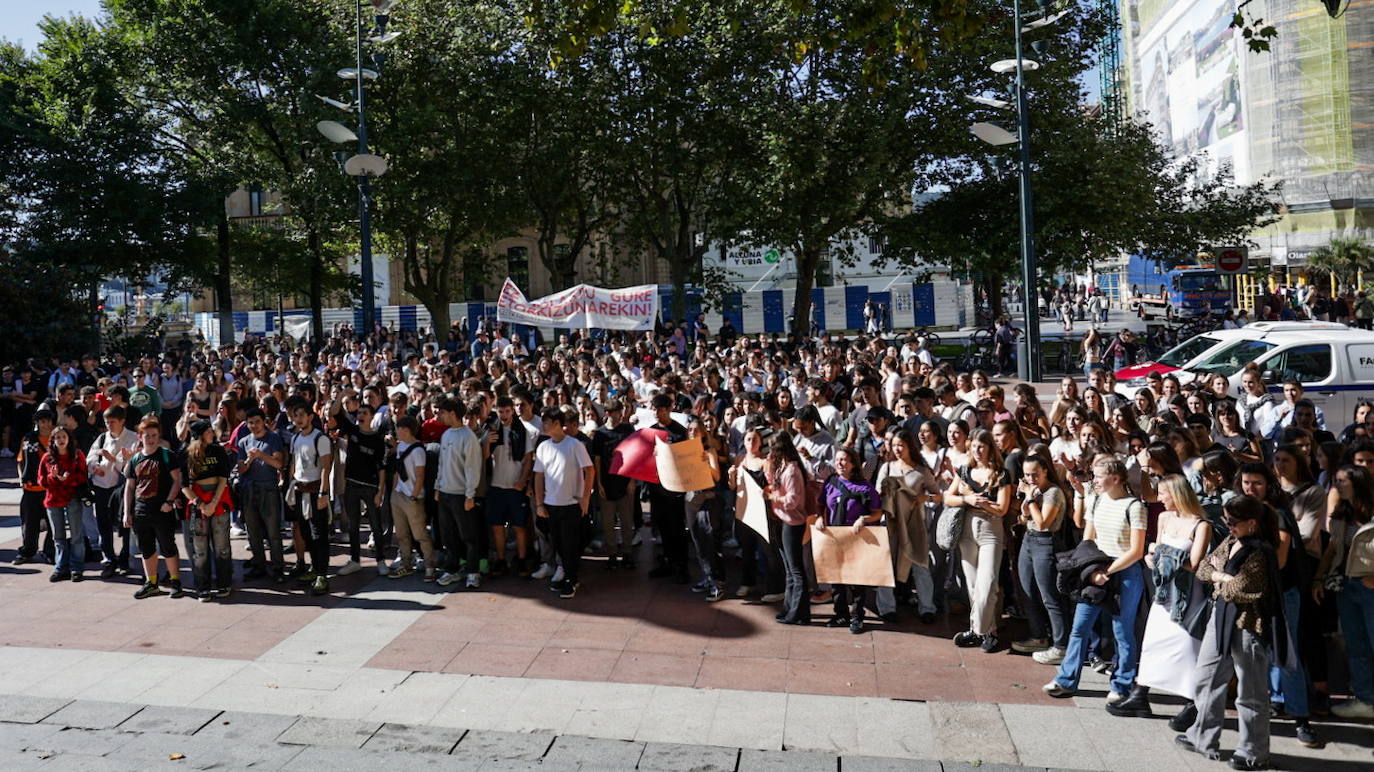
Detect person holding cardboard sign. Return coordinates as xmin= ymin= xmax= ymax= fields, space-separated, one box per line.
xmin=816 ymin=446 xmax=884 ymax=633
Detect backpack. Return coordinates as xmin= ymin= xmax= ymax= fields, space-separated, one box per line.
xmin=394 ymin=442 xmax=425 ymax=483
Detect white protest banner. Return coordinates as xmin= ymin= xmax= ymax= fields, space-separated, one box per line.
xmin=496 ymin=278 xmax=659 ymax=331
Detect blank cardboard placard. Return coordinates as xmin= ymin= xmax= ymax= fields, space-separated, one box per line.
xmin=655 ymin=436 xmax=715 ymax=493
xmin=811 ymin=525 xmax=895 ymax=587
xmin=609 ymin=428 xmax=669 ymax=484
xmin=737 ymin=469 xmax=770 ymax=544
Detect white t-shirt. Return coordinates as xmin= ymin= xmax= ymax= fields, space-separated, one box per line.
xmin=291 ymin=429 xmax=329 ymax=483
xmin=87 ymin=428 xmax=141 ymax=489
xmin=533 ymin=436 xmax=592 ymax=506
xmin=393 ymin=440 xmax=425 ymax=498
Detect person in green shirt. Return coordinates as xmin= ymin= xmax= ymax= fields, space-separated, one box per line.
xmin=128 ymin=369 xmax=162 ymax=417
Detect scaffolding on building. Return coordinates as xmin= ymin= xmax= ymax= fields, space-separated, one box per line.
xmin=1099 ymin=0 xmax=1126 ymax=133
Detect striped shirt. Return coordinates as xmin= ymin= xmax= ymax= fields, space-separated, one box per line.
xmin=1086 ymin=492 xmax=1146 ymax=558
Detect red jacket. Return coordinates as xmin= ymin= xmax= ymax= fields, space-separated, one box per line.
xmin=37 ymin=450 xmax=89 ymax=508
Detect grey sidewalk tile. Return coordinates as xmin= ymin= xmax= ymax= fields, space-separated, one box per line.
xmin=451 ymin=729 xmax=555 ymax=763
xmin=477 ymin=760 xmax=580 ymax=772
xmin=26 ymin=726 xmax=138 ymax=757
xmin=276 ymin=715 xmax=383 ymax=749
xmin=19 ymin=750 xmax=142 ymax=771
xmin=364 ymin=722 xmax=467 ymax=754
xmin=997 ymin=703 xmax=1102 ymax=770
xmin=294 ymin=745 xmax=482 ymax=771
xmin=928 ymin=702 xmax=1018 ymax=766
xmin=109 ymin=730 xmax=304 ymax=770
xmin=193 ymin=709 xmax=298 ymax=744
xmin=544 ymin=735 xmax=645 ymax=768
xmin=638 ymin=741 xmax=739 ymax=772
xmin=0 ymin=694 xmax=71 ymax=724
xmin=40 ymin=699 xmax=143 ymax=730
xmin=117 ymin=705 xmax=221 ymax=736
xmin=0 ymin=720 xmax=63 ymax=751
xmin=840 ymin=756 xmax=941 ymax=771
xmin=738 ymin=747 xmax=837 ymax=771
xmin=939 ymin=758 xmax=1044 ymax=763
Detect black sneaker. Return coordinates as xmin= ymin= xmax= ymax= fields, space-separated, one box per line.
xmin=827 ymin=616 xmax=852 ymax=628
xmin=604 ymin=555 xmax=620 ymax=571
xmin=490 ymin=559 xmax=507 ymax=577
xmin=48 ymin=571 xmax=70 ymax=583
xmin=1294 ymin=723 xmax=1321 ymax=748
xmin=953 ymin=630 xmax=983 ymax=648
xmin=648 ymin=564 xmax=674 ymax=578
xmin=244 ymin=566 xmax=267 ymax=580
xmin=70 ymin=573 xmax=83 ymax=583
xmin=558 ymin=581 xmax=579 ymax=599
xmin=849 ymin=620 xmax=864 ymax=635
xmin=919 ymin=612 xmax=937 ymax=625
xmin=980 ymin=634 xmax=1001 ymax=653
xmin=134 ymin=582 xmax=165 ymax=600
xmin=12 ymin=555 xmax=29 ymax=566
xmin=100 ymin=563 xmax=116 ymax=579
xmin=1228 ymin=755 xmax=1269 ymax=770
xmin=214 ymin=587 xmax=232 ymax=599
xmin=169 ymin=579 xmax=187 ymax=598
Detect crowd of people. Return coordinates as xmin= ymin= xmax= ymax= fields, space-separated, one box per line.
xmin=4 ymin=316 xmax=1374 ymax=770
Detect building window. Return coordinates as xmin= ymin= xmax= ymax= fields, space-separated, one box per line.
xmin=868 ymin=235 xmax=883 ymax=255
xmin=248 ymin=185 xmax=265 ymax=216
xmin=507 ymin=246 xmax=529 ymax=292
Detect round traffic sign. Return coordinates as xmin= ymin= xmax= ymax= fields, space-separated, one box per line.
xmin=1217 ymin=248 xmax=1245 ymax=272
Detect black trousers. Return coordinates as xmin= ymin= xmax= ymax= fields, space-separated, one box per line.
xmin=833 ymin=585 xmax=870 ymax=623
xmin=18 ymin=488 xmax=54 ymax=560
xmin=546 ymin=504 xmax=583 ymax=584
xmin=294 ymin=490 xmax=331 ymax=576
xmin=650 ymin=486 xmax=688 ymax=569
xmin=438 ymin=492 xmax=483 ymax=574
xmin=343 ymin=481 xmax=388 ymax=563
xmin=92 ymin=484 xmax=130 ymax=567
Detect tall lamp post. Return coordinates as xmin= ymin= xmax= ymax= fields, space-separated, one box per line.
xmin=317 ymin=0 xmax=400 ymax=337
xmin=969 ymin=1 xmax=1068 ymax=382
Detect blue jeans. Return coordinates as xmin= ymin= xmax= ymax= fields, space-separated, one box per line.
xmin=1055 ymin=562 xmax=1145 ymax=695
xmin=46 ymin=501 xmax=86 ymax=575
xmin=1268 ymin=586 xmax=1309 ymax=717
xmin=1337 ymin=577 xmax=1374 ymax=704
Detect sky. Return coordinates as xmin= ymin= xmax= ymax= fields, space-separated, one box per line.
xmin=3 ymin=1 xmax=106 ymax=50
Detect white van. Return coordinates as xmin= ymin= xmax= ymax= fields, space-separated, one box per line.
xmin=1176 ymin=322 xmax=1374 ymax=428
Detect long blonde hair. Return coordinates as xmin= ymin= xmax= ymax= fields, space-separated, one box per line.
xmin=1157 ymin=474 xmax=1203 ymax=519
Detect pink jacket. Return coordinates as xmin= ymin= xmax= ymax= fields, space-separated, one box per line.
xmin=766 ymin=461 xmax=808 ymax=525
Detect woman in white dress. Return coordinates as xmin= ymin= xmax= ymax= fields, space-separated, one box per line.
xmin=1136 ymin=474 xmax=1212 ymax=726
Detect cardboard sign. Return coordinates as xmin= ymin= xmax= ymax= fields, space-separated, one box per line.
xmin=811 ymin=525 xmax=895 ymax=587
xmin=654 ymin=436 xmax=716 ymax=493
xmin=737 ymin=470 xmax=770 ymax=544
xmin=609 ymin=428 xmax=669 ymax=484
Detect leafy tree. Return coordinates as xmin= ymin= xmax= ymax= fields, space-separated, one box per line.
xmin=108 ymin=0 xmax=358 ymax=341
xmin=368 ymin=0 xmax=527 ymax=333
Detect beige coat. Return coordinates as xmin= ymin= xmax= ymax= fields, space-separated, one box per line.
xmin=879 ymin=462 xmax=934 ymax=576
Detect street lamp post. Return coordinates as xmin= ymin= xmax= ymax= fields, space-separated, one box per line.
xmin=1012 ymin=0 xmax=1040 ymax=383
xmin=353 ymin=0 xmax=376 ymax=335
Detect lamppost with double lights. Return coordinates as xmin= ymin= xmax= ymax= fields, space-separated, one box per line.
xmin=968 ymin=1 xmax=1069 ymax=382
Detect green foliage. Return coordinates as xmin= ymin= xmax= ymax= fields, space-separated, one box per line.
xmin=0 ymin=258 xmax=100 ymax=363
xmin=1305 ymin=236 xmax=1374 ymax=287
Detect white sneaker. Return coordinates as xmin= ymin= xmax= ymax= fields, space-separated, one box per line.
xmin=1332 ymin=698 xmax=1374 ymax=719
xmin=1032 ymin=646 xmax=1066 ymax=665
xmin=1106 ymin=691 xmax=1127 ymax=705
xmin=336 ymin=560 xmax=361 ymax=576
xmin=377 ymin=562 xmax=391 ymax=576
xmin=437 ymin=571 xmax=460 ymax=586
xmin=735 ymin=585 xmax=754 ymax=598
xmin=760 ymin=592 xmax=785 ymax=603
xmin=551 ymin=565 xmax=566 ymax=583
xmin=531 ymin=563 xmax=554 ymax=580
xmin=1043 ymin=681 xmax=1074 ymax=698
xmin=230 ymin=525 xmax=246 ymax=537
xmin=465 ymin=573 xmax=480 ymax=589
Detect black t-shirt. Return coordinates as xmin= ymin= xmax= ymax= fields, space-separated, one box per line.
xmin=126 ymin=447 xmax=176 ymax=512
xmin=335 ymin=411 xmax=387 ymax=486
xmin=592 ymin=422 xmax=635 ymax=500
xmin=185 ymin=444 xmax=231 ymax=484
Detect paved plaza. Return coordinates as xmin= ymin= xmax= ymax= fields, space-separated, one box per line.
xmin=2 ymin=475 xmax=1371 ymax=770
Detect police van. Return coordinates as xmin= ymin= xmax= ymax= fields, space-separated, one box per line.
xmin=1176 ymin=322 xmax=1374 ymax=426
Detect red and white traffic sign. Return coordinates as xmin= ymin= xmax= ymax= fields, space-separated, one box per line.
xmin=1215 ymin=246 xmax=1248 ymax=274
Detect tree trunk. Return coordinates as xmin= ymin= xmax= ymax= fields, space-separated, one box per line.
xmin=791 ymin=244 xmax=822 ymax=338
xmin=308 ymin=229 xmax=325 ymax=341
xmin=214 ymin=208 xmax=235 ymax=346
xmin=986 ymin=274 xmax=1004 ymax=320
